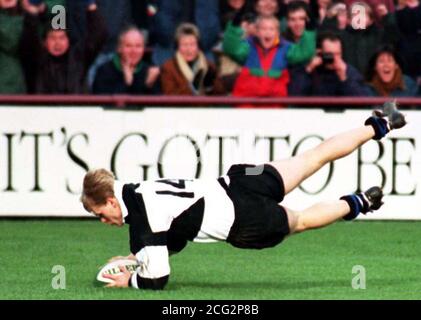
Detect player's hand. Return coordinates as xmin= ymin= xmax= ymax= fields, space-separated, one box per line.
xmin=103 ymin=266 xmax=131 ymax=288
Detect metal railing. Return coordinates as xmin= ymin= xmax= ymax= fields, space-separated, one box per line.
xmin=0 ymin=95 xmax=420 ymax=108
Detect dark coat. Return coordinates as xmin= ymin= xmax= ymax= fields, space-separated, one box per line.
xmin=0 ymin=9 xmax=25 ymax=93
xmin=288 ymin=64 xmax=367 ymax=96
xmin=92 ymin=56 xmax=156 ymax=94
xmin=22 ymin=9 xmax=107 ymax=94
xmin=341 ymin=24 xmax=393 ymax=76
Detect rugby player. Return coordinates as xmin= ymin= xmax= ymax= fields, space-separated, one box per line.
xmin=81 ymin=101 xmax=406 ymax=290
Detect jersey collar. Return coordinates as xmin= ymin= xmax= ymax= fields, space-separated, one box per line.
xmin=114 ymin=180 xmax=129 ymax=224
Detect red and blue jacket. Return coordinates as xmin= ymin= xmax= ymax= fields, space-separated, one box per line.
xmin=223 ymin=23 xmax=316 ymax=105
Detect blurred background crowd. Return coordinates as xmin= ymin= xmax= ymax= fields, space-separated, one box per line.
xmin=1 ymin=0 xmax=421 ymax=101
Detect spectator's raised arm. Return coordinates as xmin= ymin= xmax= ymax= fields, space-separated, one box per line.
xmin=82 ymin=1 xmax=108 ymax=68
xmin=286 ymin=29 xmax=316 ymax=65
xmin=222 ymin=16 xmax=251 ymax=65
xmin=20 ymin=1 xmax=47 ymax=92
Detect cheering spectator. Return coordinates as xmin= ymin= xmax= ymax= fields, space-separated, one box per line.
xmin=0 ymin=0 xmax=26 ymax=93
xmin=288 ymin=32 xmax=367 ymax=96
xmin=21 ymin=0 xmax=107 ymax=93
xmin=284 ymin=1 xmax=317 ymax=101
xmin=378 ymin=0 xmax=421 ymax=81
xmin=148 ymin=0 xmax=221 ymax=66
xmin=160 ymin=23 xmax=225 ymax=95
xmin=217 ymin=1 xmax=257 ymax=92
xmin=93 ymin=26 xmax=160 ymax=94
xmin=223 ymin=14 xmax=315 ymax=103
xmin=319 ymin=2 xmax=349 ymax=33
xmin=344 ymin=0 xmax=395 ymax=24
xmin=341 ymin=2 xmax=395 ymax=76
xmin=364 ymin=45 xmax=418 ymax=97
xmin=283 ymin=1 xmax=316 ymax=60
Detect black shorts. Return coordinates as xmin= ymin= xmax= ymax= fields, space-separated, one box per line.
xmin=219 ymin=164 xmax=290 ymax=250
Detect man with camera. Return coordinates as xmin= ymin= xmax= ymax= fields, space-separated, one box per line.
xmin=288 ymin=32 xmax=367 ymax=96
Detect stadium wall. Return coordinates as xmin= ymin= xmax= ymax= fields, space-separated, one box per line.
xmin=0 ymin=106 xmax=419 ymax=219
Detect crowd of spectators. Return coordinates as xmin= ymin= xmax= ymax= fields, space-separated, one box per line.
xmin=1 ymin=0 xmax=421 ymax=102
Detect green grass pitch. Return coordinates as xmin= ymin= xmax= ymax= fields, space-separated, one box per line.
xmin=1 ymin=219 xmax=420 ymax=300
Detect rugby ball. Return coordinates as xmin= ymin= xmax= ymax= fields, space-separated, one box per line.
xmin=96 ymin=259 xmax=139 ymax=283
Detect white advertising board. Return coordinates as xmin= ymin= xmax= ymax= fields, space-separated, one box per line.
xmin=0 ymin=107 xmax=419 ymax=219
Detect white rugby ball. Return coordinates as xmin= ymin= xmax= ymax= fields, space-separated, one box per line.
xmin=96 ymin=259 xmax=139 ymax=283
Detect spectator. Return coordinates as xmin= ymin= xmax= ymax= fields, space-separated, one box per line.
xmin=283 ymin=1 xmax=316 ymax=57
xmin=148 ymin=0 xmax=221 ymax=66
xmin=217 ymin=1 xmax=257 ymax=92
xmin=66 ymin=0 xmax=130 ymax=52
xmin=93 ymin=26 xmax=160 ymax=94
xmin=223 ymin=14 xmax=315 ymax=103
xmin=0 ymin=0 xmax=26 ymax=93
xmin=254 ymin=0 xmax=281 ymax=17
xmin=319 ymin=2 xmax=349 ymax=33
xmin=284 ymin=1 xmax=317 ymax=96
xmin=344 ymin=0 xmax=395 ymax=24
xmin=364 ymin=45 xmax=418 ymax=96
xmin=288 ymin=32 xmax=367 ymax=96
xmin=65 ymin=0 xmax=135 ymax=89
xmin=314 ymin=0 xmax=332 ymax=26
xmin=341 ymin=2 xmax=395 ymax=76
xmin=21 ymin=0 xmax=107 ymax=93
xmin=220 ymin=0 xmax=254 ymax=29
xmin=160 ymin=23 xmax=225 ymax=95
xmin=378 ymin=0 xmax=421 ymax=81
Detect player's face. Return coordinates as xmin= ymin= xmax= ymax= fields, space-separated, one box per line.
xmin=287 ymin=9 xmax=307 ymax=39
xmin=256 ymin=19 xmax=280 ymax=49
xmin=91 ymin=197 xmax=123 ymax=227
xmin=375 ymin=53 xmax=398 ymax=84
xmin=118 ymin=30 xmax=145 ymax=67
xmin=44 ymin=30 xmax=70 ymax=57
xmin=178 ymin=35 xmax=199 ymax=63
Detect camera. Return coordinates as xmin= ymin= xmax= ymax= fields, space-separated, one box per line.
xmin=321 ymin=52 xmax=334 ymax=65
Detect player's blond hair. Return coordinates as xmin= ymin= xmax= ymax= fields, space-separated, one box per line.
xmin=80 ymin=169 xmax=115 ymax=212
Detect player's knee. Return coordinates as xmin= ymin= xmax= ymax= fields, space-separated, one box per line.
xmin=295 ymin=215 xmax=309 ymax=233
xmin=286 ymin=209 xmax=307 ymax=234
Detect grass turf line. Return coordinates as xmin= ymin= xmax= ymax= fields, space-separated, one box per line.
xmin=1 ymin=219 xmax=420 ymax=300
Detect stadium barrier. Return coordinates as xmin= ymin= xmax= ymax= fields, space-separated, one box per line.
xmin=0 ymin=95 xmax=420 ymax=219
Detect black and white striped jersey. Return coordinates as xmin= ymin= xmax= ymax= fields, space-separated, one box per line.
xmin=113 ymin=177 xmax=235 ymax=290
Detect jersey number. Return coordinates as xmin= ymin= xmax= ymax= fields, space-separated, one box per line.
xmin=156 ymin=180 xmax=194 ymax=198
